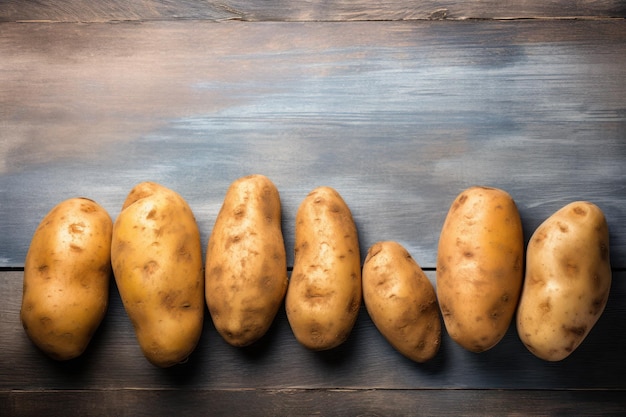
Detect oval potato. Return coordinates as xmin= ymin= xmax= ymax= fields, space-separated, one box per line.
xmin=286 ymin=186 xmax=361 ymax=350
xmin=517 ymin=201 xmax=611 ymax=361
xmin=205 ymin=174 xmax=288 ymax=347
xmin=362 ymin=241 xmax=441 ymax=363
xmin=21 ymin=197 xmax=112 ymax=360
xmin=436 ymin=186 xmax=524 ymax=353
xmin=111 ymin=182 xmax=204 ymax=367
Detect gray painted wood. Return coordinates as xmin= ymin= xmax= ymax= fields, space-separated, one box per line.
xmin=1 ymin=13 xmax=626 ymax=416
xmin=1 ymin=20 xmax=625 ymax=269
xmin=0 ymin=0 xmax=625 ymax=22
xmin=2 ymin=271 xmax=626 ymax=391
xmin=2 ymin=389 xmax=626 ymax=417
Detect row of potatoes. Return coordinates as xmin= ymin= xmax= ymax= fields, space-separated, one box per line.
xmin=20 ymin=175 xmax=612 ymax=367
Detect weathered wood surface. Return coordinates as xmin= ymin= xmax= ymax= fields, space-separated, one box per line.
xmin=2 ymin=269 xmax=626 ymax=392
xmin=1 ymin=20 xmax=625 ymax=269
xmin=1 ymin=0 xmax=625 ymax=22
xmin=1 ymin=11 xmax=626 ymax=417
xmin=2 ymin=389 xmax=626 ymax=417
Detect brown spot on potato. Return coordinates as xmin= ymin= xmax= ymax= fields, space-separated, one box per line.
xmin=564 ymin=260 xmax=579 ymax=276
xmin=69 ymin=222 xmax=85 ymax=234
xmin=540 ymin=299 xmax=552 ymax=313
xmin=557 ymin=222 xmax=569 ymax=233
xmin=347 ymin=294 xmax=360 ymax=314
xmin=143 ymin=260 xmax=159 ymax=275
xmin=177 ymin=244 xmax=192 ymax=263
xmin=573 ymin=206 xmax=587 ymax=216
xmin=146 ymin=209 xmax=157 ymax=220
xmin=80 ymin=200 xmax=97 ymax=213
xmin=599 ymin=242 xmax=609 ymax=261
xmin=453 ymin=194 xmax=468 ymax=211
xmin=532 ymin=231 xmax=546 ymax=245
xmin=161 ymin=291 xmax=182 ymax=310
xmin=70 ymin=244 xmax=83 ymax=252
xmin=563 ymin=324 xmax=586 ymax=336
xmin=590 ymin=292 xmax=608 ymax=315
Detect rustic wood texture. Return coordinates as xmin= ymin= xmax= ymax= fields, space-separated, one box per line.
xmin=1 ymin=20 xmax=625 ymax=270
xmin=2 ymin=269 xmax=626 ymax=388
xmin=3 ymin=389 xmax=626 ymax=417
xmin=1 ymin=6 xmax=626 ymax=416
xmin=1 ymin=0 xmax=625 ymax=22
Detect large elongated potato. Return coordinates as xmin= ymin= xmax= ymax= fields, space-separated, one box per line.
xmin=111 ymin=182 xmax=204 ymax=367
xmin=362 ymin=241 xmax=441 ymax=363
xmin=517 ymin=201 xmax=611 ymax=361
xmin=436 ymin=186 xmax=524 ymax=353
xmin=205 ymin=174 xmax=288 ymax=347
xmin=286 ymin=186 xmax=361 ymax=350
xmin=21 ymin=197 xmax=112 ymax=360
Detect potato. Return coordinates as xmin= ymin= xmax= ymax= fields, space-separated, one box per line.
xmin=205 ymin=174 xmax=288 ymax=347
xmin=285 ymin=186 xmax=361 ymax=350
xmin=111 ymin=182 xmax=204 ymax=367
xmin=362 ymin=241 xmax=441 ymax=363
xmin=517 ymin=201 xmax=611 ymax=361
xmin=21 ymin=197 xmax=112 ymax=360
xmin=436 ymin=186 xmax=524 ymax=353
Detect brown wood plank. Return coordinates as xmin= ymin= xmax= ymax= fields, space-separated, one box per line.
xmin=2 ymin=270 xmax=626 ymax=391
xmin=2 ymin=389 xmax=626 ymax=417
xmin=0 ymin=0 xmax=625 ymax=22
xmin=1 ymin=20 xmax=625 ymax=269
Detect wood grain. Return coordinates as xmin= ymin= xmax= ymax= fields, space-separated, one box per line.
xmin=2 ymin=271 xmax=626 ymax=391
xmin=3 ymin=389 xmax=626 ymax=417
xmin=1 ymin=13 xmax=626 ymax=416
xmin=1 ymin=20 xmax=625 ymax=269
xmin=1 ymin=0 xmax=625 ymax=22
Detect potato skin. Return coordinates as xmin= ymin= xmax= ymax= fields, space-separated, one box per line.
xmin=436 ymin=186 xmax=524 ymax=353
xmin=517 ymin=201 xmax=611 ymax=361
xmin=205 ymin=174 xmax=288 ymax=347
xmin=21 ymin=198 xmax=112 ymax=360
xmin=286 ymin=186 xmax=361 ymax=350
xmin=111 ymin=182 xmax=204 ymax=367
xmin=362 ymin=241 xmax=441 ymax=363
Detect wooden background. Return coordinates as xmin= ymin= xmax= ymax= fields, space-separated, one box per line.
xmin=1 ymin=1 xmax=625 ymax=415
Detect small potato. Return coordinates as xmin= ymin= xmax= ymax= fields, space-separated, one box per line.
xmin=21 ymin=198 xmax=112 ymax=360
xmin=436 ymin=186 xmax=524 ymax=353
xmin=517 ymin=201 xmax=611 ymax=361
xmin=205 ymin=174 xmax=288 ymax=347
xmin=286 ymin=186 xmax=361 ymax=350
xmin=362 ymin=241 xmax=441 ymax=363
xmin=111 ymin=182 xmax=204 ymax=367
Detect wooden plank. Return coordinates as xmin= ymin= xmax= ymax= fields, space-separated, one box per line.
xmin=1 ymin=20 xmax=625 ymax=269
xmin=2 ymin=389 xmax=626 ymax=417
xmin=0 ymin=0 xmax=625 ymax=22
xmin=2 ymin=270 xmax=626 ymax=391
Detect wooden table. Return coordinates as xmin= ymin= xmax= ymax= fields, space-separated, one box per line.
xmin=1 ymin=1 xmax=625 ymax=415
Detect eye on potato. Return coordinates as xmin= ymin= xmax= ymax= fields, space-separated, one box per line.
xmin=517 ymin=201 xmax=611 ymax=361
xmin=205 ymin=174 xmax=288 ymax=347
xmin=436 ymin=186 xmax=524 ymax=353
xmin=286 ymin=186 xmax=361 ymax=351
xmin=21 ymin=197 xmax=112 ymax=361
xmin=362 ymin=241 xmax=441 ymax=363
xmin=111 ymin=182 xmax=204 ymax=368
